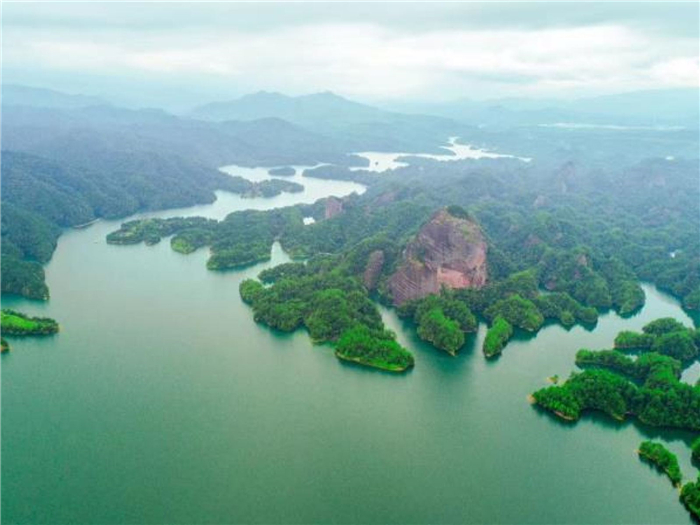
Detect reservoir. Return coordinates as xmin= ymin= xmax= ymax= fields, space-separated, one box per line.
xmin=2 ymin=168 xmax=697 ymax=524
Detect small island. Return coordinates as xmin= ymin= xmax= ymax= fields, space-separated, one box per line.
xmin=532 ymin=318 xmax=700 ymax=519
xmin=531 ymin=318 xmax=700 ymax=430
xmin=637 ymin=441 xmax=683 ymax=487
xmin=1 ymin=337 xmax=9 ymax=353
xmin=243 ymin=179 xmax=304 ymax=198
xmin=1 ymin=309 xmax=59 ymax=336
xmin=268 ymin=166 xmax=296 ymax=177
xmin=682 ymin=476 xmax=700 ymax=520
xmin=335 ymin=325 xmax=414 ymax=372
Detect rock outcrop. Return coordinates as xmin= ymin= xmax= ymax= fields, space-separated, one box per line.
xmin=388 ymin=209 xmax=487 ymax=305
xmin=324 ymin=197 xmax=344 ymax=219
xmin=363 ymin=250 xmax=385 ymax=290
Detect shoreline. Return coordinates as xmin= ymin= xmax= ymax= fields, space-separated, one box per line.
xmin=335 ymin=352 xmax=410 ymax=373
xmin=72 ymin=218 xmax=100 ymax=229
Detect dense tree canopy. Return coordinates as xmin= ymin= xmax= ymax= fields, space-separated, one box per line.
xmin=638 ymin=441 xmax=683 ymax=486
xmin=1 ymin=309 xmax=59 ymax=335
xmin=534 ymin=320 xmax=700 ymax=431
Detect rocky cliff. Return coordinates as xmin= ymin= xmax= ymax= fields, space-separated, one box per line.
xmin=388 ymin=209 xmax=487 ymax=305
xmin=324 ymin=197 xmax=344 ymax=219
xmin=363 ymin=250 xmax=385 ymax=290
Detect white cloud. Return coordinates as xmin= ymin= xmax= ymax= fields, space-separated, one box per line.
xmin=3 ymin=21 xmax=698 ymax=100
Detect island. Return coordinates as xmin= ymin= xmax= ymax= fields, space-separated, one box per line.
xmin=532 ymin=318 xmax=699 ymax=430
xmin=268 ymin=166 xmax=296 ymax=177
xmin=243 ymin=179 xmax=304 ymax=198
xmin=1 ymin=309 xmax=59 ymax=336
xmin=682 ymin=476 xmax=700 ymax=519
xmin=335 ymin=325 xmax=414 ymax=372
xmin=1 ymin=338 xmax=9 ymax=353
xmin=637 ymin=441 xmax=683 ymax=487
xmin=532 ymin=319 xmax=700 ymax=519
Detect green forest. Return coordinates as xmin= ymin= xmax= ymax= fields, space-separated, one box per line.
xmin=638 ymin=441 xmax=683 ymax=486
xmin=1 ymin=151 xmax=306 ymax=299
xmin=239 ymin=255 xmax=413 ymax=371
xmin=104 ymin=143 xmax=699 ymax=359
xmin=1 ymin=309 xmax=59 ymax=336
xmin=532 ymin=318 xmax=700 ymax=429
xmin=533 ymin=319 xmax=700 ymax=519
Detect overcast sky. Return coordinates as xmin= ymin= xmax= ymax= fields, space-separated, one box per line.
xmin=2 ymin=2 xmax=698 ymax=108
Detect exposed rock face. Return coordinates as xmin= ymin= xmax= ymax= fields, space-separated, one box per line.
xmin=324 ymin=197 xmax=344 ymax=219
xmin=388 ymin=209 xmax=488 ymax=305
xmin=363 ymin=250 xmax=385 ymax=290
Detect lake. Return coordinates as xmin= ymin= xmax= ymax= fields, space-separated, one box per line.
xmin=354 ymin=137 xmax=531 ymax=172
xmin=2 ymin=168 xmax=698 ymax=524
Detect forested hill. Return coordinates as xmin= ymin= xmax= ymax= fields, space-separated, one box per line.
xmin=0 ymin=149 xmax=246 ymax=299
xmin=189 ymin=91 xmax=473 ymax=153
xmin=0 ymin=91 xmax=367 ymax=300
xmin=1 ymin=104 xmax=355 ymax=168
xmin=105 ymin=145 xmax=700 ymax=369
xmin=3 ymin=86 xmax=699 ymax=307
xmin=0 ymin=87 xmax=470 ymax=300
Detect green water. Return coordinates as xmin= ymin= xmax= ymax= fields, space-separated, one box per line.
xmin=2 ymin=172 xmax=698 ymax=524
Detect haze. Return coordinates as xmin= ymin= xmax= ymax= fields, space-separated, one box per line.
xmin=2 ymin=1 xmax=698 ymax=110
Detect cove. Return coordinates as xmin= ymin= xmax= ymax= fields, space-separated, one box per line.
xmin=2 ymin=173 xmax=698 ymax=524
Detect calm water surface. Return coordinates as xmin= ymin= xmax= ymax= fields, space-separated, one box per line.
xmin=2 ymin=172 xmax=698 ymax=524
xmin=355 ymin=137 xmax=531 ymax=172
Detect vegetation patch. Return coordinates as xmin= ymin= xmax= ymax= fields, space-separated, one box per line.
xmin=483 ymin=317 xmax=514 ymax=358
xmin=533 ymin=318 xmax=700 ymax=431
xmin=637 ymin=441 xmax=683 ymax=486
xmin=1 ymin=309 xmax=59 ymax=336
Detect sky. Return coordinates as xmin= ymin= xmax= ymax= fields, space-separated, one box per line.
xmin=2 ymin=1 xmax=699 ymax=109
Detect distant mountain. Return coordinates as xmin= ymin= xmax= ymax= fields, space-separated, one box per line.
xmin=2 ymin=84 xmax=107 ymax=110
xmin=1 ymin=104 xmax=354 ymax=168
xmin=191 ymin=90 xmax=387 ymax=126
xmin=385 ymin=88 xmax=700 ymax=128
xmin=0 ymin=94 xmax=370 ymax=300
xmin=191 ymin=90 xmax=472 ymax=153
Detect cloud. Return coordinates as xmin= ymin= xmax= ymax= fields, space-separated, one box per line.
xmin=2 ymin=4 xmax=698 ymax=102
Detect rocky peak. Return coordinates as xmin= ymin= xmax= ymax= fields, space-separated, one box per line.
xmin=388 ymin=208 xmax=488 ymax=305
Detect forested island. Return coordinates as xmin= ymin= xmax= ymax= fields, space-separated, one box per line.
xmin=634 ymin=440 xmax=700 ymax=520
xmin=683 ymin=476 xmax=700 ymax=519
xmin=242 ymin=179 xmax=304 ymax=198
xmin=532 ymin=318 xmax=699 ymax=429
xmin=532 ymin=319 xmax=700 ymax=519
xmin=268 ymin=166 xmax=296 ymax=177
xmin=1 ymin=309 xmax=59 ymax=336
xmin=638 ymin=441 xmax=683 ymax=487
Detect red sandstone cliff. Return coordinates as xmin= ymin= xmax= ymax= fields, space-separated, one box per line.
xmin=363 ymin=250 xmax=385 ymax=290
xmin=388 ymin=209 xmax=488 ymax=305
xmin=324 ymin=197 xmax=344 ymax=219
